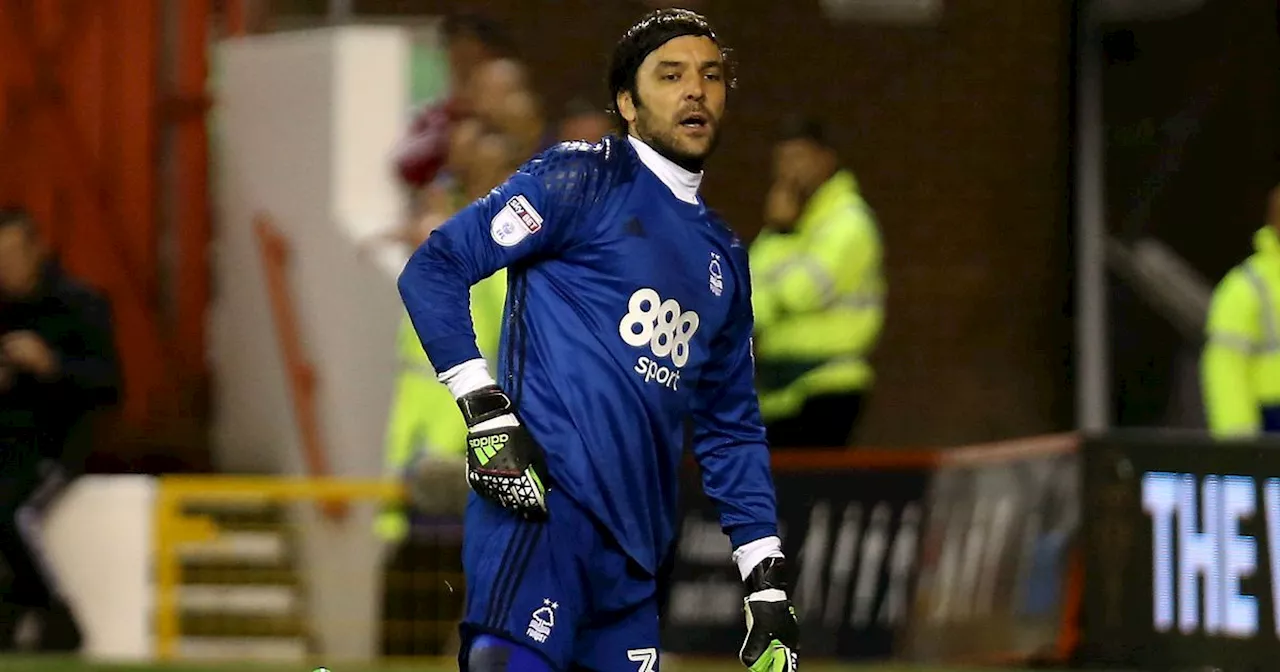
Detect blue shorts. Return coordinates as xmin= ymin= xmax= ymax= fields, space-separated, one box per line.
xmin=459 ymin=489 xmax=660 ymax=671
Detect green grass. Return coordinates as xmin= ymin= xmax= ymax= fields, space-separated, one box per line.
xmin=0 ymin=657 xmax=1030 ymax=672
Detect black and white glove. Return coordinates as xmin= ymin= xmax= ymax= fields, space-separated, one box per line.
xmin=457 ymin=385 xmax=550 ymax=520
xmin=739 ymin=556 xmax=799 ymax=672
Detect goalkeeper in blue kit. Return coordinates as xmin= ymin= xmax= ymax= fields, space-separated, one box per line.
xmin=398 ymin=8 xmax=799 ymax=672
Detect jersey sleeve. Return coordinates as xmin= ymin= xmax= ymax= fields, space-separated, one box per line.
xmin=690 ymin=244 xmax=780 ymax=550
xmin=398 ymin=143 xmax=609 ymax=372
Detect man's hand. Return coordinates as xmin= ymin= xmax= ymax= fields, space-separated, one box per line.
xmin=763 ymin=181 xmax=802 ymax=228
xmin=1 ymin=331 xmax=58 ymax=379
xmin=457 ymin=385 xmax=550 ymax=520
xmin=740 ymin=557 xmax=799 ymax=672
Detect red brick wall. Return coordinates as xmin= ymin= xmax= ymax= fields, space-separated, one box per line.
xmin=358 ymin=0 xmax=1076 ymax=446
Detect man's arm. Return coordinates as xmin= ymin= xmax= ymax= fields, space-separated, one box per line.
xmin=692 ymin=245 xmax=799 ymax=670
xmin=690 ymin=246 xmax=782 ymax=578
xmin=1201 ymin=269 xmax=1262 ymax=437
xmin=397 ymin=143 xmax=604 ymax=383
xmin=398 ymin=142 xmax=609 ymax=518
xmin=56 ymin=291 xmax=121 ymax=405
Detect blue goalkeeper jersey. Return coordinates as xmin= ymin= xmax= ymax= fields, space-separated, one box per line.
xmin=398 ymin=135 xmax=779 ymax=573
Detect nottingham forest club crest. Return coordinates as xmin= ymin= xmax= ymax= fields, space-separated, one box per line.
xmin=526 ymin=598 xmax=559 ymax=643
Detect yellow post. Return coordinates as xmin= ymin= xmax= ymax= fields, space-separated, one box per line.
xmin=152 ymin=483 xmax=180 ymax=661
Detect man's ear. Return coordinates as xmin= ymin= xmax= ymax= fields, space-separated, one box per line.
xmin=616 ymin=90 xmax=637 ymax=128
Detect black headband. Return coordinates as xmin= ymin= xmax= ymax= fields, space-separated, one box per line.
xmin=608 ymin=9 xmax=721 ymax=104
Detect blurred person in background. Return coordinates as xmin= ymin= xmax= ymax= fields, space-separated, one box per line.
xmin=0 ymin=208 xmax=119 ymax=652
xmin=1201 ymin=184 xmax=1280 ymax=436
xmin=467 ymin=132 xmax=525 ymax=200
xmin=363 ymin=118 xmax=488 ymax=263
xmin=393 ymin=12 xmax=514 ymax=191
xmin=489 ymin=88 xmax=554 ymax=161
xmin=467 ymin=58 xmax=532 ymax=130
xmin=408 ymin=116 xmax=487 ymax=244
xmin=389 ymin=54 xmax=537 ymax=247
xmin=556 ymin=97 xmax=613 ymax=143
xmin=749 ymin=116 xmax=885 ymax=448
xmin=376 ymin=134 xmax=515 ymax=658
xmin=406 ymin=117 xmax=535 ymax=247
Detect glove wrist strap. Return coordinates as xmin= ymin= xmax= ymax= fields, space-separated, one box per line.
xmin=745 ymin=556 xmax=790 ymax=594
xmin=458 ymin=386 xmax=513 ymax=427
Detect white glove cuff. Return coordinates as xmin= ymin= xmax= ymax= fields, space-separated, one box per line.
xmin=733 ymin=535 xmax=784 ymax=582
xmin=439 ymin=358 xmax=496 ymax=399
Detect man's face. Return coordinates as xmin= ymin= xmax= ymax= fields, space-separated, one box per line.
xmin=0 ymin=224 xmax=42 ymax=299
xmin=618 ymin=35 xmax=726 ymax=171
xmin=772 ymin=138 xmax=835 ymax=197
xmin=468 ymin=59 xmax=527 ymax=126
xmin=492 ymin=90 xmax=544 ymax=155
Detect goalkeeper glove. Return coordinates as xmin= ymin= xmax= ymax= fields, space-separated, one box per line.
xmin=457 ymin=385 xmax=550 ymax=520
xmin=739 ymin=556 xmax=799 ymax=672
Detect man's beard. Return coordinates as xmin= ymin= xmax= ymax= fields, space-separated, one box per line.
xmin=633 ymin=106 xmax=719 ymax=173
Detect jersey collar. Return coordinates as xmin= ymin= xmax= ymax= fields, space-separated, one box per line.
xmin=627 ymin=135 xmax=702 ymax=205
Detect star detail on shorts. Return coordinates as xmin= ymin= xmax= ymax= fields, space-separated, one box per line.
xmin=544 ymin=598 xmax=559 ymax=609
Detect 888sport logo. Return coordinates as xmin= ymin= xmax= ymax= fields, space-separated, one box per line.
xmin=618 ymin=287 xmax=700 ymax=391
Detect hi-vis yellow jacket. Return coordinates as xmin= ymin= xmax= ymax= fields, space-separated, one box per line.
xmin=375 ymin=269 xmax=507 ymax=541
xmin=1201 ymin=226 xmax=1280 ymax=437
xmin=749 ymin=170 xmax=885 ymax=422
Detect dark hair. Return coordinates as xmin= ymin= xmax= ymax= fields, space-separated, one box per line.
xmin=562 ymin=96 xmax=605 ymax=121
xmin=606 ymin=8 xmax=735 ymax=123
xmin=442 ymin=12 xmax=515 ymax=57
xmin=776 ymin=114 xmax=830 ymax=147
xmin=0 ymin=207 xmax=32 ymax=234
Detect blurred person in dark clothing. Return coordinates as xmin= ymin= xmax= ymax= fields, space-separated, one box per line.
xmin=556 ymin=97 xmax=613 ymax=144
xmin=0 ymin=208 xmax=120 ymax=652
